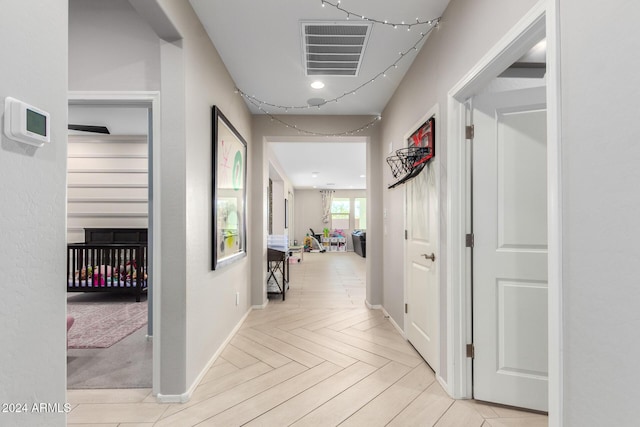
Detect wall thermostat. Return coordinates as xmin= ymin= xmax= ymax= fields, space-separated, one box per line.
xmin=4 ymin=96 xmax=50 ymax=147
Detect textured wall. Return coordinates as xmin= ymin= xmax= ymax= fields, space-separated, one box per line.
xmin=559 ymin=1 xmax=640 ymax=425
xmin=0 ymin=1 xmax=68 ymax=425
xmin=155 ymin=0 xmax=254 ymax=395
xmin=66 ymin=134 xmax=149 ymax=243
xmin=69 ymin=0 xmax=160 ymax=91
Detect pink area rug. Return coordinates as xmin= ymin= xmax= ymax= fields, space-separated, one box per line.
xmin=67 ymin=294 xmax=148 ymax=349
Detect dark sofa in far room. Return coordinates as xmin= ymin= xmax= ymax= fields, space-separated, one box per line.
xmin=352 ymin=230 xmax=366 ymax=258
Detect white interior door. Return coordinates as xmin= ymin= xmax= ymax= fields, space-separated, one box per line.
xmin=406 ymin=163 xmax=439 ymax=371
xmin=472 ymin=86 xmax=548 ymax=411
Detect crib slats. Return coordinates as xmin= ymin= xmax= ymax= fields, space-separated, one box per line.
xmin=67 ymin=242 xmax=148 ymax=302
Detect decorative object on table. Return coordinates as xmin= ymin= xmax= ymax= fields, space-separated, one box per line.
xmin=212 ymin=106 xmax=247 ymax=270
xmin=288 ymin=245 xmax=304 ymax=263
xmin=387 ymin=116 xmax=435 ymax=189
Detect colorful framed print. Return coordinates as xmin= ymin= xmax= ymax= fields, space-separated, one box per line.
xmin=212 ymin=106 xmax=247 ymax=270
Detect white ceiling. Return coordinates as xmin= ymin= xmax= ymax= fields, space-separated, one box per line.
xmin=189 ymin=0 xmax=451 ymax=190
xmin=270 ymin=142 xmax=366 ymax=189
xmin=189 ymin=0 xmax=450 ymax=116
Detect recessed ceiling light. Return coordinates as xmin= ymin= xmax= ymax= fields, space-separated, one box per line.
xmin=312 ymin=172 xmax=319 ymax=178
xmin=360 ymin=175 xmax=366 ymax=178
xmin=310 ymin=81 xmax=325 ymax=89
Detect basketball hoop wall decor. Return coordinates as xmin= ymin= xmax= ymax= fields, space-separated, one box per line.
xmin=386 ymin=116 xmax=435 ymax=189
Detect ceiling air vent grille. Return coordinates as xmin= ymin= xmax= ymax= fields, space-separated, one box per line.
xmin=302 ymin=22 xmax=372 ymax=76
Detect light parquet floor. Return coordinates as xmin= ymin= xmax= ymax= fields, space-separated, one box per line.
xmin=67 ymin=252 xmax=548 ymax=426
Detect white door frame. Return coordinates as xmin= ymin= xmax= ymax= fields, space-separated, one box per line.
xmin=445 ymin=1 xmax=562 ymax=425
xmin=68 ymin=91 xmax=162 ymax=396
xmin=403 ymin=105 xmax=440 ymax=377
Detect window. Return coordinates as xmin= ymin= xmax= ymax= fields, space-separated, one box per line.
xmin=331 ymin=198 xmax=350 ymax=230
xmin=354 ymin=198 xmax=367 ymax=229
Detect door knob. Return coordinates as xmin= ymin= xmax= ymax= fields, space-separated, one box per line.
xmin=421 ymin=253 xmax=436 ymax=261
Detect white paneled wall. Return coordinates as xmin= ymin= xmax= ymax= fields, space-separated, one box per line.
xmin=67 ymin=134 xmax=148 ymax=242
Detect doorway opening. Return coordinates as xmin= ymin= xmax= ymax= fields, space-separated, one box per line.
xmin=267 ymin=139 xmax=368 ymax=305
xmin=469 ymin=51 xmax=547 ymax=411
xmin=445 ymin=3 xmax=557 ymax=414
xmin=66 ymin=92 xmax=161 ymax=393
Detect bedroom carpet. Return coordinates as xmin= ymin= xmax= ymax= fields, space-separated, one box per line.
xmin=67 ymin=326 xmax=152 ymax=389
xmin=67 ymin=292 xmax=152 ymax=389
xmin=67 ymin=292 xmax=148 ymax=349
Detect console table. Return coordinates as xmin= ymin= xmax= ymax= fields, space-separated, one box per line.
xmin=267 ymin=247 xmax=289 ymax=300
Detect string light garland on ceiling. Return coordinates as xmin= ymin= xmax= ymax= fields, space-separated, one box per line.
xmin=321 ymin=0 xmax=437 ymax=30
xmin=234 ymin=19 xmax=439 ymax=111
xmin=234 ymin=2 xmax=441 ymax=135
xmin=245 ymin=95 xmax=382 ymax=137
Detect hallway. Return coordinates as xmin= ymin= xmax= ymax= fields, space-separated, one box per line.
xmin=67 ymin=253 xmax=547 ymax=426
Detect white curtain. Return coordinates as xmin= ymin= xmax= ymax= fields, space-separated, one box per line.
xmin=320 ymin=190 xmax=334 ymax=224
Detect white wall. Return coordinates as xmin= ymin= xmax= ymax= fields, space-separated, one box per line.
xmin=558 ymin=1 xmax=640 ymax=425
xmin=69 ymin=0 xmax=160 ymax=91
xmin=67 ymin=0 xmax=190 ymax=393
xmin=295 ymin=190 xmax=324 ymax=241
xmin=380 ymin=0 xmax=539 ymax=382
xmin=268 ymin=152 xmax=295 ymax=239
xmin=0 ymin=1 xmax=68 ymax=426
xmin=156 ymin=0 xmax=253 ymax=395
xmin=66 ymin=106 xmax=150 ymax=242
xmin=67 ymin=134 xmax=149 ymax=243
xmin=69 ymin=0 xmax=253 ymax=398
xmin=271 ymin=180 xmax=286 ymax=235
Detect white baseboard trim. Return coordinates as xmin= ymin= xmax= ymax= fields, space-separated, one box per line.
xmin=365 ymin=299 xmax=382 ymax=310
xmin=156 ymin=306 xmax=253 ymax=404
xmin=252 ymin=298 xmax=269 ymax=310
xmin=156 ymin=392 xmax=189 ymax=404
xmin=437 ymin=374 xmax=452 ymax=397
xmin=381 ymin=306 xmax=407 ymax=339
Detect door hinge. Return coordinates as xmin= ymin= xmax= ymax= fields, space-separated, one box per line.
xmin=466 ymin=343 xmax=475 ymax=358
xmin=405 ymin=303 xmax=408 ymax=314
xmin=465 ymin=233 xmax=474 ymax=248
xmin=405 ymin=230 xmax=408 ymax=240
xmin=465 ymin=124 xmax=474 ymax=139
